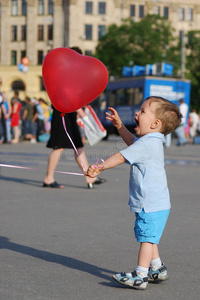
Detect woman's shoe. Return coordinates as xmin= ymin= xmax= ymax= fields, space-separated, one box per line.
xmin=93 ymin=177 xmax=107 ymax=184
xmin=87 ymin=177 xmax=107 ymax=189
xmin=87 ymin=183 xmax=94 ymax=189
xmin=43 ymin=181 xmax=64 ymax=188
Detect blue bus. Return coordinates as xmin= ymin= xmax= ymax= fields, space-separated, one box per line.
xmin=96 ymin=76 xmax=191 ymax=137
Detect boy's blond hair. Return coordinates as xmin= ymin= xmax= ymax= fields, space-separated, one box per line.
xmin=146 ymin=96 xmax=182 ymax=135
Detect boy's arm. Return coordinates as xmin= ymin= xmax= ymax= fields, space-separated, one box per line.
xmin=106 ymin=107 xmax=135 ymax=146
xmin=86 ymin=152 xmax=126 ymax=178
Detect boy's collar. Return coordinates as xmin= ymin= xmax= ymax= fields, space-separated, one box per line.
xmin=139 ymin=132 xmax=164 ymax=139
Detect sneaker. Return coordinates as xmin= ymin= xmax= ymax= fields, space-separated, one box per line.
xmin=148 ymin=263 xmax=169 ymax=283
xmin=30 ymin=138 xmax=37 ymax=144
xmin=113 ymin=270 xmax=148 ymax=290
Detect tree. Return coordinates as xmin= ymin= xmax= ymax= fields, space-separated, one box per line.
xmin=186 ymin=31 xmax=200 ymax=110
xmin=95 ymin=15 xmax=181 ymax=76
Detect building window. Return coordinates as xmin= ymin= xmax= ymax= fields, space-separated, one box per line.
xmin=85 ymin=50 xmax=92 ymax=56
xmin=11 ymin=25 xmax=17 ymax=41
xmin=38 ymin=0 xmax=44 ymax=15
xmin=48 ymin=24 xmax=53 ymax=40
xmin=22 ymin=0 xmax=27 ymax=16
xmin=98 ymin=25 xmax=106 ymax=40
xmin=38 ymin=25 xmax=44 ymax=41
xmin=187 ymin=8 xmax=193 ymax=21
xmin=139 ymin=5 xmax=144 ymax=18
xmin=21 ymin=25 xmax=26 ymax=41
xmin=38 ymin=50 xmax=44 ymax=65
xmin=86 ymin=1 xmax=93 ymax=14
xmin=178 ymin=8 xmax=185 ymax=21
xmin=164 ymin=7 xmax=169 ymax=19
xmin=154 ymin=6 xmax=160 ymax=15
xmin=12 ymin=0 xmax=18 ymax=16
xmin=48 ymin=0 xmax=53 ymax=15
xmin=21 ymin=50 xmax=26 ymax=60
xmin=85 ymin=24 xmax=92 ymax=40
xmin=11 ymin=50 xmax=17 ymax=65
xmin=130 ymin=5 xmax=135 ymax=17
xmin=98 ymin=2 xmax=106 ymax=15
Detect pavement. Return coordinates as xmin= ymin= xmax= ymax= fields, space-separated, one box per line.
xmin=0 ymin=136 xmax=200 ymax=300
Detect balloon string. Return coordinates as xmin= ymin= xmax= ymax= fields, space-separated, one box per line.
xmin=61 ymin=116 xmax=86 ymax=173
xmin=0 ymin=164 xmax=84 ymax=176
xmin=94 ymin=159 xmax=105 ymax=170
xmin=0 ymin=120 xmax=104 ymax=178
xmin=0 ymin=160 xmax=104 ymax=177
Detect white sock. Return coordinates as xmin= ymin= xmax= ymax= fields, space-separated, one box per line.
xmin=135 ymin=265 xmax=149 ymax=278
xmin=150 ymin=257 xmax=162 ymax=271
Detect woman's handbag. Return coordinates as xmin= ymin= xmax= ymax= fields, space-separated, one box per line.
xmin=77 ymin=105 xmax=107 ymax=146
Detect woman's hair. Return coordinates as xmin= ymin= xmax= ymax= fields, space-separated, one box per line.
xmin=11 ymin=97 xmax=19 ymax=105
xmin=25 ymin=96 xmax=31 ymax=102
xmin=70 ymin=46 xmax=82 ymax=55
xmin=145 ymin=96 xmax=182 ymax=135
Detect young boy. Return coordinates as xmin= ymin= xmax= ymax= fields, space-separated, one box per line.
xmin=86 ymin=96 xmax=182 ymax=290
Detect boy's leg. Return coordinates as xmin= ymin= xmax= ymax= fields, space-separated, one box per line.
xmin=149 ymin=244 xmax=168 ymax=282
xmin=152 ymin=244 xmax=160 ymax=260
xmin=113 ymin=209 xmax=170 ymax=289
xmin=137 ymin=242 xmax=168 ymax=282
xmin=137 ymin=242 xmax=153 ymax=268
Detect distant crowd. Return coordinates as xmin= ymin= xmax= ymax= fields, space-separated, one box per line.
xmin=173 ymin=99 xmax=200 ymax=146
xmin=1 ymin=88 xmax=200 ymax=146
xmin=0 ymin=90 xmax=52 ymax=144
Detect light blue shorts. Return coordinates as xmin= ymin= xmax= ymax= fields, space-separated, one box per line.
xmin=134 ymin=209 xmax=170 ymax=244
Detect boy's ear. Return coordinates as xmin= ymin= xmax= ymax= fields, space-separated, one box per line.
xmin=150 ymin=119 xmax=162 ymax=129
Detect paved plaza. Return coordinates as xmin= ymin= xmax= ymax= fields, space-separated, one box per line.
xmin=0 ymin=137 xmax=200 ymax=300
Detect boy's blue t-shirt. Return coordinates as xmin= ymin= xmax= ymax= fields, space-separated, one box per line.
xmin=120 ymin=132 xmax=171 ymax=213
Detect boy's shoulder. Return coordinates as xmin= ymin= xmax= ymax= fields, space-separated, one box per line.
xmin=134 ymin=133 xmax=164 ymax=155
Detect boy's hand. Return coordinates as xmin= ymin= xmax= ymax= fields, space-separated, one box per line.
xmin=85 ymin=165 xmax=102 ymax=178
xmin=106 ymin=107 xmax=122 ymax=130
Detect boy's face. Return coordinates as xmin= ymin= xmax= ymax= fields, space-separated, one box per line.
xmin=134 ymin=100 xmax=159 ymax=136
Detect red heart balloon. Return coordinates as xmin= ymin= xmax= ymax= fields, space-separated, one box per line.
xmin=42 ymin=48 xmax=108 ymax=113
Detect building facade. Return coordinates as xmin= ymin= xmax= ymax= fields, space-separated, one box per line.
xmin=0 ymin=0 xmax=200 ymax=101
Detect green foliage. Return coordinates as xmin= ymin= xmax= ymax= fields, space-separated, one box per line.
xmin=185 ymin=31 xmax=200 ymax=110
xmin=95 ymin=15 xmax=181 ymax=76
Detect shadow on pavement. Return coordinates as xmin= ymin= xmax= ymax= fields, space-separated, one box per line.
xmin=0 ymin=175 xmax=88 ymax=189
xmin=0 ymin=236 xmax=116 ymax=282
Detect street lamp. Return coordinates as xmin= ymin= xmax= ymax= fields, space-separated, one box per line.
xmin=180 ymin=30 xmax=186 ymax=79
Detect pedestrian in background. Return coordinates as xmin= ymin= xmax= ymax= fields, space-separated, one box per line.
xmin=175 ymin=99 xmax=188 ymax=146
xmin=32 ymin=98 xmax=45 ymax=140
xmin=189 ymin=108 xmax=199 ymax=141
xmin=22 ymin=96 xmax=34 ymax=141
xmin=1 ymin=92 xmax=12 ymax=143
xmin=0 ymin=77 xmax=4 ymax=144
xmin=10 ymin=97 xmax=22 ymax=143
xmin=39 ymin=98 xmax=51 ymax=133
